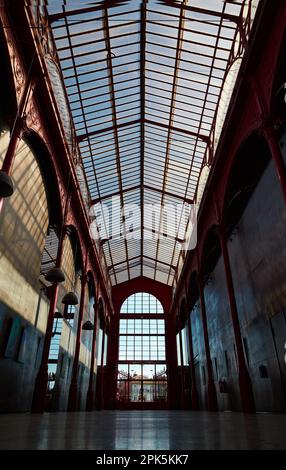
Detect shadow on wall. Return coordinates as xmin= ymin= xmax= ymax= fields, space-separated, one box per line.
xmin=0 ymin=130 xmax=50 ymax=411
xmin=0 ymin=131 xmax=49 ymax=291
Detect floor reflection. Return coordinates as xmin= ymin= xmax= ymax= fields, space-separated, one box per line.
xmin=0 ymin=411 xmax=285 ymax=450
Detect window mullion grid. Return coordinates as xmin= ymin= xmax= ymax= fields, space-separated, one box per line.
xmin=62 ymin=7 xmax=116 ymax=284
xmin=167 ymin=4 xmax=228 ymax=285
xmin=103 ymin=8 xmax=130 ymax=282
xmin=153 ymin=5 xmax=185 ymax=281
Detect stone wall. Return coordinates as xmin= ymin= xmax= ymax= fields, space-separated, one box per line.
xmin=0 ymin=129 xmax=49 ymax=411
xmin=189 ymin=136 xmax=286 ymax=412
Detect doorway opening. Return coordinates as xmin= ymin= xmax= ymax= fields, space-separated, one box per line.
xmin=116 ymin=292 xmax=168 ymax=408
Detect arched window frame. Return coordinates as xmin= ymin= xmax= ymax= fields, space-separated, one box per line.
xmin=117 ymin=292 xmax=168 ymax=405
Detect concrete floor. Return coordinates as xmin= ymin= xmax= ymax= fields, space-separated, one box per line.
xmin=0 ymin=410 xmax=285 ymax=450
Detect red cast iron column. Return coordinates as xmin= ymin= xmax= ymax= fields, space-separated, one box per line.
xmin=31 ymin=227 xmax=67 ymax=413
xmin=178 ymin=325 xmax=186 ymax=409
xmin=1 ymin=78 xmax=36 ymax=175
xmin=105 ymin=314 xmax=120 ymax=409
xmin=1 ymin=118 xmax=23 ymax=175
xmin=187 ymin=314 xmax=199 ymax=410
xmin=0 ymin=79 xmax=35 ymax=213
xmin=250 ymin=79 xmax=286 ymax=205
xmin=165 ymin=313 xmax=180 ymax=409
xmin=67 ymin=272 xmax=88 ymax=411
xmin=218 ymin=224 xmax=255 ymax=413
xmin=0 ymin=78 xmax=36 ymax=210
xmin=197 ymin=273 xmax=218 ymax=411
xmin=264 ymin=126 xmax=286 ymax=205
xmin=98 ymin=321 xmax=106 ymax=410
xmin=86 ymin=302 xmax=98 ymax=411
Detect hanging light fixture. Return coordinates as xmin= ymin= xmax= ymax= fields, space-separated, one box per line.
xmin=82 ymin=287 xmax=96 ymax=331
xmin=45 ymin=267 xmax=65 ymax=283
xmin=82 ymin=320 xmax=94 ymax=331
xmin=0 ymin=171 xmax=14 ymax=197
xmin=61 ymin=233 xmax=81 ymax=307
xmin=62 ymin=291 xmax=78 ymax=305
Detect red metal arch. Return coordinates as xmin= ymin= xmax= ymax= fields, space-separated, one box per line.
xmin=87 ymin=270 xmax=97 ymax=300
xmin=217 ymin=122 xmax=262 ymax=215
xmin=65 ymin=223 xmax=86 ymax=274
xmin=221 ymin=131 xmax=272 ymax=222
xmin=178 ymin=297 xmax=188 ymax=325
xmin=199 ymin=225 xmax=220 ymax=272
xmin=185 ymin=270 xmax=199 ymax=312
xmin=112 ymin=276 xmax=172 ymax=314
xmin=23 ymin=129 xmax=64 ymax=227
xmin=0 ymin=23 xmax=17 ymax=120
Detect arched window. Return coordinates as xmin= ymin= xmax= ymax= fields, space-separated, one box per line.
xmin=117 ymin=292 xmax=167 ymax=405
xmin=120 ymin=292 xmax=163 ymax=314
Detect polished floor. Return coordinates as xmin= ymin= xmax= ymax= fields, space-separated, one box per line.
xmin=0 ymin=410 xmax=285 ymax=450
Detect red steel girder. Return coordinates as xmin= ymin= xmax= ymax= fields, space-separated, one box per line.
xmin=48 ymin=1 xmax=128 ymax=23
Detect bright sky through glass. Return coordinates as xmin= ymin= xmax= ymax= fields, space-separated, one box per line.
xmin=120 ymin=291 xmax=164 ymax=313
xmin=45 ymin=0 xmax=260 ymax=287
xmin=119 ymin=293 xmax=165 ymax=362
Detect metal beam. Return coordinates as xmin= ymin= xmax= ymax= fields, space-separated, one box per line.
xmin=77 ymin=119 xmax=141 ymax=143
xmin=144 ymin=184 xmax=193 ymax=205
xmin=167 ymin=0 xmax=228 ymax=285
xmin=140 ymin=0 xmax=147 ymax=277
xmin=144 ymin=119 xmax=210 ymax=144
xmin=48 ymin=0 xmax=240 ymax=25
xmin=91 ymin=185 xmax=141 ymax=205
xmin=59 ymin=5 xmax=116 ymax=285
xmin=108 ymin=254 xmax=177 ymax=272
xmin=48 ymin=1 xmax=128 ymax=23
xmin=103 ymin=7 xmax=131 ymax=281
xmin=78 ymin=118 xmax=209 ymax=144
xmin=90 ymin=183 xmax=193 ymax=205
xmin=158 ymin=0 xmax=240 ymax=24
xmin=153 ymin=1 xmax=186 ymax=282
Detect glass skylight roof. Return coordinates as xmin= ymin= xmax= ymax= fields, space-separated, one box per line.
xmin=42 ymin=0 xmax=260 ymax=287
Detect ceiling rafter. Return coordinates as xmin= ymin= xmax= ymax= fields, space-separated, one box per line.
xmin=78 ymin=118 xmax=210 ymax=144
xmin=156 ymin=1 xmax=241 ymax=24
xmin=48 ymin=1 xmax=129 ymax=23
xmin=167 ymin=1 xmax=229 ymax=284
xmin=90 ymin=183 xmax=193 ymax=206
xmin=167 ymin=0 xmax=241 ymax=285
xmin=153 ymin=0 xmax=186 ymax=282
xmin=103 ymin=6 xmax=131 ymax=281
xmin=77 ymin=119 xmax=141 ymax=142
xmin=61 ymin=4 xmax=116 ymax=283
xmin=48 ymin=0 xmax=240 ymax=25
xmin=140 ymin=0 xmax=147 ymax=277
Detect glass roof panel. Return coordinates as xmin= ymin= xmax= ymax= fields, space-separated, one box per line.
xmin=45 ymin=0 xmax=261 ymax=287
